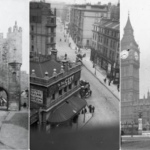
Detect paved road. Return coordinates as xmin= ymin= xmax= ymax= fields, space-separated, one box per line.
xmin=54 ymin=20 xmax=120 ymax=150
xmin=122 ymin=140 xmax=150 ymax=150
xmin=56 ymin=20 xmax=119 ymax=127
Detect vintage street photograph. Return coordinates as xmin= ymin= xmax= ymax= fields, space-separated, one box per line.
xmin=0 ymin=0 xmax=29 ymax=149
xmin=121 ymin=0 xmax=150 ymax=149
xmin=30 ymin=0 xmax=120 ymax=149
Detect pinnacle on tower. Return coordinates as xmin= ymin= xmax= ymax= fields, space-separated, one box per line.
xmin=124 ymin=13 xmax=133 ymax=31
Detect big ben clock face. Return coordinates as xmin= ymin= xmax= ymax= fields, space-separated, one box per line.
xmin=134 ymin=51 xmax=139 ymax=61
xmin=121 ymin=50 xmax=129 ymax=59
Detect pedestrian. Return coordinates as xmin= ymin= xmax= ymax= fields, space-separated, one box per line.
xmin=90 ymin=90 xmax=92 ymax=96
xmin=60 ymin=38 xmax=61 ymax=41
xmin=89 ymin=105 xmax=92 ymax=113
xmin=117 ymin=84 xmax=119 ymax=91
xmin=93 ymin=106 xmax=95 ymax=113
xmin=108 ymin=80 xmax=111 ymax=86
xmin=84 ymin=108 xmax=87 ymax=113
xmin=104 ymin=78 xmax=107 ymax=83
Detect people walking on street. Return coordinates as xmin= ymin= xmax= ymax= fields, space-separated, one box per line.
xmin=89 ymin=90 xmax=92 ymax=96
xmin=93 ymin=106 xmax=95 ymax=113
xmin=60 ymin=38 xmax=61 ymax=41
xmin=108 ymin=80 xmax=111 ymax=86
xmin=104 ymin=78 xmax=107 ymax=83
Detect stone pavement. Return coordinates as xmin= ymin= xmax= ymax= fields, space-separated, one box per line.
xmin=0 ymin=108 xmax=28 ymax=150
xmin=64 ymin=30 xmax=119 ymax=100
xmin=72 ymin=105 xmax=93 ymax=131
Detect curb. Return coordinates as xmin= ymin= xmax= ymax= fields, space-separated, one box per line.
xmin=82 ymin=63 xmax=120 ymax=101
xmin=79 ymin=114 xmax=93 ymax=130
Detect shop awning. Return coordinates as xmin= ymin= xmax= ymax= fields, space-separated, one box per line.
xmin=48 ymin=97 xmax=87 ymax=124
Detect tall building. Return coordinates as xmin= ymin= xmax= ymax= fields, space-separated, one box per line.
xmin=0 ymin=22 xmax=22 ymax=110
xmin=30 ymin=1 xmax=57 ymax=55
xmin=121 ymin=15 xmax=140 ymax=124
xmin=91 ymin=18 xmax=120 ymax=84
xmin=69 ymin=3 xmax=110 ymax=48
xmin=30 ymin=51 xmax=86 ymax=131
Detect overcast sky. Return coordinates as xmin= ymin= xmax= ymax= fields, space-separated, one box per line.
xmin=0 ymin=0 xmax=29 ymax=73
xmin=121 ymin=0 xmax=150 ymax=99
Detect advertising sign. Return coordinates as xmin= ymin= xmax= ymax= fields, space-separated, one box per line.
xmin=57 ymin=75 xmax=74 ymax=90
xmin=31 ymin=89 xmax=43 ymax=104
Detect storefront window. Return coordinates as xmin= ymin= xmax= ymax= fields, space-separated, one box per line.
xmin=59 ymin=89 xmax=62 ymax=95
xmin=64 ymin=86 xmax=67 ymax=92
xmin=52 ymin=93 xmax=55 ymax=100
xmin=69 ymin=84 xmax=72 ymax=90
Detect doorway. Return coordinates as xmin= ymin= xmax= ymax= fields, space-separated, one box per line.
xmin=0 ymin=87 xmax=9 ymax=110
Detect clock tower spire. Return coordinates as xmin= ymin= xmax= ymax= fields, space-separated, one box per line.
xmin=121 ymin=14 xmax=140 ymax=124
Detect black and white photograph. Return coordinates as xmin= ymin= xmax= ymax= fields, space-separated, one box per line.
xmin=30 ymin=0 xmax=120 ymax=149
xmin=121 ymin=0 xmax=150 ymax=149
xmin=0 ymin=0 xmax=29 ymax=149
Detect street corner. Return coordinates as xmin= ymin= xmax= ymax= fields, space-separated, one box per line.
xmin=0 ymin=123 xmax=28 ymax=149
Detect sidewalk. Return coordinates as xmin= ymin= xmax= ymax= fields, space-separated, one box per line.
xmin=72 ymin=106 xmax=93 ymax=131
xmin=0 ymin=108 xmax=28 ymax=149
xmin=67 ymin=34 xmax=119 ymax=100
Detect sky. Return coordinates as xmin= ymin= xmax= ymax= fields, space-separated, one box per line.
xmin=121 ymin=0 xmax=150 ymax=98
xmin=0 ymin=0 xmax=29 ymax=73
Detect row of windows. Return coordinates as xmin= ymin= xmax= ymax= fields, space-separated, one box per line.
xmin=30 ymin=15 xmax=41 ymax=23
xmin=99 ymin=27 xmax=119 ymax=39
xmin=51 ymin=81 xmax=78 ymax=100
xmin=92 ymin=33 xmax=119 ymax=50
xmin=31 ymin=36 xmax=54 ymax=43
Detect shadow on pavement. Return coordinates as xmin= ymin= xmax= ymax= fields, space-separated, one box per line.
xmin=31 ymin=125 xmax=119 ymax=150
xmin=3 ymin=113 xmax=28 ymax=130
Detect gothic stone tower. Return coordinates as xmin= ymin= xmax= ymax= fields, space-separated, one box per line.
xmin=0 ymin=22 xmax=22 ymax=110
xmin=121 ymin=15 xmax=140 ymax=124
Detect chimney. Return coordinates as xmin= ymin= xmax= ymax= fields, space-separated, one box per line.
xmin=51 ymin=49 xmax=57 ymax=61
xmin=97 ymin=2 xmax=101 ymax=5
xmin=86 ymin=3 xmax=91 ymax=10
xmin=62 ymin=59 xmax=69 ymax=71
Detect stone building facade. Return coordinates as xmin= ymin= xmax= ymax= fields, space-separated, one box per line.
xmin=69 ymin=3 xmax=110 ymax=48
xmin=0 ymin=22 xmax=22 ymax=110
xmin=30 ymin=1 xmax=57 ymax=55
xmin=91 ymin=18 xmax=119 ymax=84
xmin=30 ymin=51 xmax=86 ymax=131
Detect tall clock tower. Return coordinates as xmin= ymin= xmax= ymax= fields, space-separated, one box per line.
xmin=121 ymin=14 xmax=140 ymax=124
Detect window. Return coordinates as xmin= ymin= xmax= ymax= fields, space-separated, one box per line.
xmin=51 ymin=37 xmax=54 ymax=43
xmin=69 ymin=84 xmax=72 ymax=89
xmin=51 ymin=28 xmax=54 ymax=33
xmin=64 ymin=86 xmax=67 ymax=92
xmin=59 ymin=89 xmax=62 ymax=95
xmin=51 ymin=18 xmax=54 ymax=23
xmin=52 ymin=93 xmax=55 ymax=100
xmin=31 ymin=35 xmax=34 ymax=41
xmin=31 ymin=25 xmax=34 ymax=31
xmin=31 ymin=45 xmax=34 ymax=51
xmin=74 ymin=80 xmax=77 ymax=86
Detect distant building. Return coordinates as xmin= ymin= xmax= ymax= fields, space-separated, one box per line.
xmin=91 ymin=18 xmax=120 ymax=84
xmin=30 ymin=1 xmax=57 ymax=55
xmin=69 ymin=2 xmax=120 ymax=49
xmin=69 ymin=3 xmax=110 ymax=48
xmin=21 ymin=71 xmax=29 ymax=91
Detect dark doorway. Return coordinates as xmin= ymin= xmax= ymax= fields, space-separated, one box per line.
xmin=0 ymin=87 xmax=9 ymax=110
